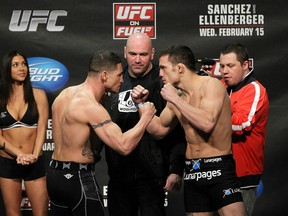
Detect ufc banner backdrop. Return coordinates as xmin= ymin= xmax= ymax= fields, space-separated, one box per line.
xmin=0 ymin=0 xmax=287 ymax=215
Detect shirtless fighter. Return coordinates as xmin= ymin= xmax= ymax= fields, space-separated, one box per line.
xmin=46 ymin=50 xmax=155 ymax=216
xmin=132 ymin=45 xmax=245 ymax=216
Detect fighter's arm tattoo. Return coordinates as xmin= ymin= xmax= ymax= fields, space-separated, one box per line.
xmin=83 ymin=119 xmax=112 ymax=159
xmin=90 ymin=119 xmax=112 ymax=129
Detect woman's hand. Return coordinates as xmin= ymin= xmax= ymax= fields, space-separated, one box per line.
xmin=16 ymin=153 xmax=37 ymax=165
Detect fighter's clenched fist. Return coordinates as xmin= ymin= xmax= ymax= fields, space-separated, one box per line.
xmin=138 ymin=101 xmax=156 ymax=122
xmin=131 ymin=84 xmax=149 ymax=104
xmin=160 ymin=83 xmax=179 ymax=103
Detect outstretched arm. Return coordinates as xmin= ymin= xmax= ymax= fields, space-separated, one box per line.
xmin=89 ymin=101 xmax=156 ymax=155
xmin=146 ymin=105 xmax=178 ymax=139
xmin=132 ymin=84 xmax=178 ymax=139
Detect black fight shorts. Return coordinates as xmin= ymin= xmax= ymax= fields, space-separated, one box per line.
xmin=47 ymin=159 xmax=105 ymax=216
xmin=0 ymin=155 xmax=46 ymax=180
xmin=183 ymin=154 xmax=243 ymax=213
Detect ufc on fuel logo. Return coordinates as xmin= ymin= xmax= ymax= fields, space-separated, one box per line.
xmin=9 ymin=10 xmax=68 ymax=32
xmin=113 ymin=3 xmax=156 ymax=39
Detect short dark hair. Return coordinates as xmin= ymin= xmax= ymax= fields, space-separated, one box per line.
xmin=159 ymin=45 xmax=196 ymax=71
xmin=88 ymin=50 xmax=122 ymax=75
xmin=220 ymin=43 xmax=249 ymax=64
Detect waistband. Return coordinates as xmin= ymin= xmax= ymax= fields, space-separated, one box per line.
xmin=49 ymin=159 xmax=95 ymax=171
xmin=185 ymin=154 xmax=233 ymax=163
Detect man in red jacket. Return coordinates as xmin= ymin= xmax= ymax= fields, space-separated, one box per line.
xmin=219 ymin=43 xmax=269 ymax=216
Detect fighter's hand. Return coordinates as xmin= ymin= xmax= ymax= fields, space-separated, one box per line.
xmin=138 ymin=101 xmax=156 ymax=121
xmin=160 ymin=83 xmax=178 ymax=103
xmin=131 ymin=85 xmax=149 ymax=104
xmin=163 ymin=173 xmax=182 ymax=192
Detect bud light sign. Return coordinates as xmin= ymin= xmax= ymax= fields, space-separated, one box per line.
xmin=27 ymin=57 xmax=69 ymax=93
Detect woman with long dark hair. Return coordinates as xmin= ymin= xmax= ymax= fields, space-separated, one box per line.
xmin=0 ymin=50 xmax=49 ymax=215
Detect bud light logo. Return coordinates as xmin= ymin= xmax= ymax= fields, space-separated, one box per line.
xmin=27 ymin=57 xmax=69 ymax=93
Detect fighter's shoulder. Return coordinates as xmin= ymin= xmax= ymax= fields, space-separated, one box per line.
xmin=52 ymin=87 xmax=76 ymax=106
xmin=199 ymin=77 xmax=226 ymax=96
xmin=205 ymin=76 xmax=225 ymax=88
xmin=56 ymin=86 xmax=75 ymax=97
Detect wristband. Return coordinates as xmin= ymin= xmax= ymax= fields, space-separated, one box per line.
xmin=135 ymin=101 xmax=145 ymax=109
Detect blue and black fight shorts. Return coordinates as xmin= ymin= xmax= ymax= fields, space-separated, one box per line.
xmin=183 ymin=154 xmax=243 ymax=213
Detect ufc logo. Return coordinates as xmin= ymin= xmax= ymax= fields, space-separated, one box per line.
xmin=116 ymin=6 xmax=153 ymax=20
xmin=9 ymin=10 xmax=67 ymax=32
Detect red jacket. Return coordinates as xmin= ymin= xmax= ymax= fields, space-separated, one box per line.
xmin=226 ymin=73 xmax=269 ymax=188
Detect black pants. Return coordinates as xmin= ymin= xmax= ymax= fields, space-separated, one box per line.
xmin=46 ymin=160 xmax=104 ymax=216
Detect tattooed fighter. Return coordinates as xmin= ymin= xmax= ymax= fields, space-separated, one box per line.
xmin=46 ymin=50 xmax=155 ymax=216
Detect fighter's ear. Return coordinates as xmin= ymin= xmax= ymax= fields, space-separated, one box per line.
xmin=101 ymin=70 xmax=108 ymax=82
xmin=177 ymin=63 xmax=185 ymax=74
